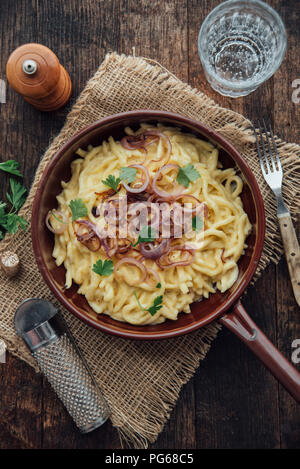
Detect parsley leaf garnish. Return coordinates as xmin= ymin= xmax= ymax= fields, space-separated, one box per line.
xmin=120 ymin=167 xmax=137 ymax=184
xmin=148 ymin=295 xmax=163 ymax=316
xmin=132 ymin=225 xmax=157 ymax=246
xmin=134 ymin=292 xmax=163 ymax=316
xmin=156 ymin=282 xmax=161 ymax=289
xmin=92 ymin=259 xmax=114 ymax=277
xmin=69 ymin=199 xmax=88 ymax=221
xmin=192 ymin=215 xmax=204 ymax=233
xmin=177 ymin=164 xmax=200 ymax=188
xmin=102 ymin=167 xmax=137 ymax=192
xmin=6 ymin=178 xmax=27 ymax=211
xmin=102 ymin=174 xmax=121 ymax=192
xmin=0 ymin=174 xmax=28 ymax=239
xmin=0 ymin=201 xmax=7 ymax=217
xmin=5 ymin=213 xmax=28 ymax=234
xmin=0 ymin=160 xmax=23 ymax=178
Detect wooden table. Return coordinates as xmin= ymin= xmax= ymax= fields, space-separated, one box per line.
xmin=0 ymin=0 xmax=299 ymax=449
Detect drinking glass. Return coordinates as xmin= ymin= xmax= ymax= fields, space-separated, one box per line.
xmin=198 ymin=0 xmax=287 ymax=97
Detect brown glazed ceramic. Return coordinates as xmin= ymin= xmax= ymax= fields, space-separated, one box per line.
xmin=31 ymin=110 xmax=300 ymax=402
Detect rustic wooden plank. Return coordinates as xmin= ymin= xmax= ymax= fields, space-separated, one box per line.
xmin=0 ymin=353 xmax=42 ymax=449
xmin=0 ymin=0 xmax=43 ymax=450
xmin=272 ymin=0 xmax=300 ymax=143
xmin=188 ymin=0 xmax=281 ymax=449
xmin=35 ymin=0 xmax=120 ymax=98
xmin=272 ymin=0 xmax=300 ymax=450
xmin=119 ymin=0 xmax=189 ymax=82
xmin=154 ymin=378 xmax=197 ymax=449
xmin=0 ymin=0 xmax=40 ymax=190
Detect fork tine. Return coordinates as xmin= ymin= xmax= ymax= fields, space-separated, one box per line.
xmin=268 ymin=125 xmax=282 ymax=171
xmin=262 ymin=119 xmax=276 ymax=172
xmin=257 ymin=120 xmax=271 ymax=174
xmin=253 ymin=122 xmax=268 ymax=174
xmin=253 ymin=124 xmax=262 ymax=157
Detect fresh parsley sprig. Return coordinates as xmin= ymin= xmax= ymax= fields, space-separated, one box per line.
xmin=0 ymin=177 xmax=28 ymax=240
xmin=0 ymin=160 xmax=23 ymax=178
xmin=192 ymin=215 xmax=204 ymax=233
xmin=102 ymin=174 xmax=121 ymax=192
xmin=177 ymin=164 xmax=200 ymax=188
xmin=131 ymin=225 xmax=158 ymax=247
xmin=120 ymin=167 xmax=137 ymax=184
xmin=134 ymin=292 xmax=163 ymax=316
xmin=92 ymin=259 xmax=114 ymax=277
xmin=69 ymin=199 xmax=88 ymax=221
xmin=147 ymin=295 xmax=163 ymax=316
xmin=102 ymin=167 xmax=137 ymax=192
xmin=6 ymin=178 xmax=27 ymax=211
xmin=6 ymin=213 xmax=28 ymax=234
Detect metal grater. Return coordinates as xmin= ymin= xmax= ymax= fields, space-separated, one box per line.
xmin=14 ymin=298 xmax=110 ymax=433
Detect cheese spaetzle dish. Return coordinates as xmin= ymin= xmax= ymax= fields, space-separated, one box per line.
xmin=46 ymin=124 xmax=252 ymax=325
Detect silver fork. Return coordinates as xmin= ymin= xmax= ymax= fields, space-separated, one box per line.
xmin=254 ymin=120 xmax=300 ymax=307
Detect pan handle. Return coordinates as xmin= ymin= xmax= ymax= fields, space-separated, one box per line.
xmin=220 ymin=300 xmax=300 ymax=403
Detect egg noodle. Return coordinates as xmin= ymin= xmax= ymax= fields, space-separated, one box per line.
xmin=50 ymin=124 xmax=251 ymax=325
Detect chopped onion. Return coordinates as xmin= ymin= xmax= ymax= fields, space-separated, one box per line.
xmin=152 ymin=164 xmax=184 ymax=199
xmin=73 ymin=220 xmax=97 ymax=240
xmin=82 ymin=236 xmax=101 ymax=252
xmin=122 ymin=164 xmax=150 ymax=193
xmin=145 ymin=267 xmax=161 ymax=289
xmin=73 ymin=220 xmax=102 ymax=252
xmin=74 ymin=225 xmax=94 ymax=242
xmin=114 ymin=257 xmax=147 ymax=285
xmin=143 ymin=130 xmax=172 ymax=166
xmin=117 ymin=238 xmax=132 ymax=254
xmin=147 ymin=193 xmax=159 ymax=203
xmin=121 ymin=135 xmax=146 ymax=150
xmin=156 ymin=245 xmax=195 ymax=269
xmin=139 ymin=238 xmax=170 ymax=260
xmin=102 ymin=237 xmax=118 ymax=258
xmin=120 ymin=134 xmax=158 ymax=151
xmin=173 ymin=194 xmax=202 ymax=214
xmin=95 ymin=189 xmax=115 ymax=198
xmin=126 ymin=192 xmax=149 ymax=202
xmin=45 ymin=210 xmax=68 ymax=234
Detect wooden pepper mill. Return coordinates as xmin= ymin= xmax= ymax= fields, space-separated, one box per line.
xmin=6 ymin=43 xmax=72 ymax=111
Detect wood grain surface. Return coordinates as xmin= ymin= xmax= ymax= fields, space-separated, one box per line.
xmin=0 ymin=0 xmax=299 ymax=449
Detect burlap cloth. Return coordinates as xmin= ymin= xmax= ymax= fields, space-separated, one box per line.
xmin=0 ymin=53 xmax=299 ymax=448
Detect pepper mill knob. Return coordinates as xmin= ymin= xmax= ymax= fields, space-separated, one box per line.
xmin=6 ymin=43 xmax=72 ymax=111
